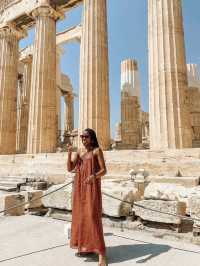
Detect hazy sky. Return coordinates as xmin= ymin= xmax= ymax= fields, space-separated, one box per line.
xmin=20 ymin=0 xmax=200 ymax=136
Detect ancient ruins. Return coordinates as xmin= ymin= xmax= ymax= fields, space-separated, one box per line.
xmin=1 ymin=0 xmax=200 ymax=251
xmin=0 ymin=0 xmax=110 ymax=155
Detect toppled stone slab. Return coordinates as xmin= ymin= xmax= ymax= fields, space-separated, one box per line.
xmin=102 ymin=180 xmax=141 ymax=217
xmin=144 ymin=184 xmax=200 ymax=215
xmin=42 ymin=182 xmax=73 ymax=211
xmin=134 ymin=200 xmax=186 ymax=225
xmin=147 ymin=176 xmax=199 ymax=187
xmin=0 ymin=194 xmax=25 ymax=216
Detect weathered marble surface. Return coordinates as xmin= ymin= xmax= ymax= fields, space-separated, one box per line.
xmin=134 ymin=199 xmax=186 ymax=225
xmin=102 ymin=180 xmax=141 ymax=217
xmin=42 ymin=182 xmax=73 ymax=211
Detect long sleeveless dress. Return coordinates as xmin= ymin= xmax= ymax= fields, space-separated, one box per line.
xmin=70 ymin=150 xmax=106 ymax=255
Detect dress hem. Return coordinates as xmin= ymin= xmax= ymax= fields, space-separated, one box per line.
xmin=70 ymin=245 xmax=106 ymax=256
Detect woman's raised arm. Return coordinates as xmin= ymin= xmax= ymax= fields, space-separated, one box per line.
xmin=67 ymin=144 xmax=79 ymax=172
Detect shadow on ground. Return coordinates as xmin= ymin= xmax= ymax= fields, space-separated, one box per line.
xmin=106 ymin=243 xmax=171 ymax=264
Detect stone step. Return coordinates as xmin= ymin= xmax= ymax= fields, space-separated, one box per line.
xmin=0 ymin=181 xmax=25 ymax=187
xmin=0 ymin=180 xmax=26 ymax=185
xmin=0 ymin=176 xmax=27 ymax=182
xmin=0 ymin=186 xmax=18 ymax=192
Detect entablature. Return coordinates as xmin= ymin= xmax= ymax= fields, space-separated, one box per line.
xmin=0 ymin=0 xmax=82 ymax=29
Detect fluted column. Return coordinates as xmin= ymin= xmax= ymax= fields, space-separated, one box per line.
xmin=27 ymin=5 xmax=60 ymax=153
xmin=79 ymin=0 xmax=110 ymax=149
xmin=16 ymin=56 xmax=32 ymax=153
xmin=64 ymin=93 xmax=74 ymax=133
xmin=148 ymin=0 xmax=192 ymax=149
xmin=0 ymin=25 xmax=25 ymax=154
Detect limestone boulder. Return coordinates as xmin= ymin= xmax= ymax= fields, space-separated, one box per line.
xmin=102 ymin=180 xmax=141 ymax=217
xmin=134 ymin=199 xmax=186 ymax=224
xmin=42 ymin=182 xmax=73 ymax=211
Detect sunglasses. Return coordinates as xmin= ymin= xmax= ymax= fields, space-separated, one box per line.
xmin=80 ymin=134 xmax=90 ymax=139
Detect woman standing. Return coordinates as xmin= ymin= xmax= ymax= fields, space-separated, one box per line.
xmin=67 ymin=128 xmax=107 ymax=266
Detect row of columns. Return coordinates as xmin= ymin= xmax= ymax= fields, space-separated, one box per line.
xmin=0 ymin=0 xmax=193 ymax=154
xmin=0 ymin=0 xmax=110 ymax=154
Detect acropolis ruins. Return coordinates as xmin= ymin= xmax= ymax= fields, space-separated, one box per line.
xmin=1 ymin=1 xmax=200 ymax=261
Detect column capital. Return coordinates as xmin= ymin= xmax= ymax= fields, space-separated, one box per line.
xmin=0 ymin=23 xmax=26 ymax=40
xmin=32 ymin=5 xmax=64 ymax=21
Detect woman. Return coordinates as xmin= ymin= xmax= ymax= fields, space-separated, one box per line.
xmin=67 ymin=128 xmax=107 ymax=266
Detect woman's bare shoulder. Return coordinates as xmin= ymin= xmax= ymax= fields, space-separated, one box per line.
xmin=93 ymin=147 xmax=103 ymax=155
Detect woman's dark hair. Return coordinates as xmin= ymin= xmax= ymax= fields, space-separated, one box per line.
xmin=84 ymin=128 xmax=99 ymax=148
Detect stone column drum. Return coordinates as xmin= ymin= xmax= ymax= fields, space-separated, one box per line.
xmin=79 ymin=0 xmax=110 ymax=150
xmin=0 ymin=25 xmax=24 ymax=154
xmin=148 ymin=0 xmax=192 ymax=149
xmin=121 ymin=59 xmax=142 ymax=148
xmin=27 ymin=5 xmax=59 ymax=153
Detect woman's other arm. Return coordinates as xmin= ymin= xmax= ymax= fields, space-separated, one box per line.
xmin=85 ymin=148 xmax=107 ymax=184
xmin=94 ymin=148 xmax=107 ymax=178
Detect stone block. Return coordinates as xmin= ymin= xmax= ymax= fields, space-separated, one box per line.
xmin=0 ymin=194 xmax=25 ymax=216
xmin=188 ymin=196 xmax=200 ymax=227
xmin=102 ymin=180 xmax=141 ymax=217
xmin=134 ymin=200 xmax=186 ymax=225
xmin=21 ymin=190 xmax=43 ymax=209
xmin=42 ymin=183 xmax=73 ymax=211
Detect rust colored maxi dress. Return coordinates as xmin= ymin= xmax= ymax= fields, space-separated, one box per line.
xmin=70 ymin=150 xmax=106 ymax=255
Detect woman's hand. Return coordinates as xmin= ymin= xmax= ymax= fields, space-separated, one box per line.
xmin=85 ymin=174 xmax=96 ymax=184
xmin=67 ymin=143 xmax=73 ymax=153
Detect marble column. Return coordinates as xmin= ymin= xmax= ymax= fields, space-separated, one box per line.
xmin=16 ymin=56 xmax=32 ymax=153
xmin=79 ymin=0 xmax=110 ymax=150
xmin=148 ymin=0 xmax=192 ymax=149
xmin=0 ymin=25 xmax=25 ymax=154
xmin=27 ymin=5 xmax=60 ymax=153
xmin=121 ymin=59 xmax=142 ymax=148
xmin=64 ymin=92 xmax=74 ymax=133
